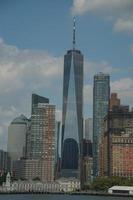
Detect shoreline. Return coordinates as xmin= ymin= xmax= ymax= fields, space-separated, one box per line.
xmin=0 ymin=191 xmax=133 ymax=198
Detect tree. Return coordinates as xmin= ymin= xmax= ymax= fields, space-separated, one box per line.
xmin=32 ymin=177 xmax=40 ymax=181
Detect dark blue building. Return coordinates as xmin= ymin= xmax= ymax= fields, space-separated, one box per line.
xmin=61 ymin=19 xmax=83 ymax=178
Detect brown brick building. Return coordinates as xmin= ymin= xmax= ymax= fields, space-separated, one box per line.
xmin=100 ymin=106 xmax=133 ymax=178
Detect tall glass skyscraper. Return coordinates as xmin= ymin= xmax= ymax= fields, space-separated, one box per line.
xmin=61 ymin=19 xmax=83 ymax=178
xmin=93 ymin=72 xmax=110 ymax=177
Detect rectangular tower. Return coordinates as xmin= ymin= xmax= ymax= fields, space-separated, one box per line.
xmin=24 ymin=94 xmax=56 ymax=182
xmin=102 ymin=107 xmax=133 ymax=177
xmin=93 ymin=72 xmax=110 ymax=177
xmin=26 ymin=94 xmax=50 ymax=159
xmin=17 ymin=102 xmax=55 ymax=182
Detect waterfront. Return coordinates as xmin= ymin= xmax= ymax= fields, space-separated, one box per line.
xmin=0 ymin=194 xmax=132 ymax=200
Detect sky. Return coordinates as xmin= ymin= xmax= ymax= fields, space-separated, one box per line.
xmin=0 ymin=0 xmax=133 ymax=150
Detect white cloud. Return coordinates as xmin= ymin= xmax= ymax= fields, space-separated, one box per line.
xmin=111 ymin=78 xmax=133 ymax=106
xmin=0 ymin=39 xmax=63 ymax=150
xmin=72 ymin=0 xmax=133 ymax=15
xmin=0 ymin=39 xmax=63 ymax=95
xmin=0 ymin=106 xmax=18 ymax=118
xmin=114 ymin=18 xmax=133 ymax=33
xmin=72 ymin=0 xmax=133 ymax=33
xmin=111 ymin=78 xmax=133 ymax=91
xmin=84 ymin=60 xmax=118 ymax=76
xmin=130 ymin=44 xmax=133 ymax=53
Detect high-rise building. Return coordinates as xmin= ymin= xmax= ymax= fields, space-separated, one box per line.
xmin=25 ymin=94 xmax=55 ymax=182
xmin=0 ymin=150 xmax=10 ymax=174
xmin=39 ymin=103 xmax=55 ymax=181
xmin=82 ymin=156 xmax=93 ymax=185
xmin=93 ymin=72 xmax=110 ymax=177
xmin=110 ymin=93 xmax=120 ymax=110
xmin=82 ymin=139 xmax=92 ymax=158
xmin=55 ymin=121 xmax=61 ymax=165
xmin=100 ymin=106 xmax=133 ymax=177
xmin=84 ymin=118 xmax=93 ymax=142
xmin=31 ymin=93 xmax=49 ymax=114
xmin=55 ymin=121 xmax=61 ymax=178
xmin=8 ymin=114 xmax=30 ymax=168
xmin=14 ymin=94 xmax=56 ymax=182
xmin=82 ymin=139 xmax=93 ymax=186
xmin=26 ymin=94 xmax=50 ymax=159
xmin=61 ymin=18 xmax=83 ymax=178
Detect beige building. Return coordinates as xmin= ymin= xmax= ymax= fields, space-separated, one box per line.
xmin=82 ymin=156 xmax=93 ymax=185
xmin=8 ymin=115 xmax=30 ymax=169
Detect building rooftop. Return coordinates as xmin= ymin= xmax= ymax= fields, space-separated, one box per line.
xmin=11 ymin=114 xmax=28 ymax=124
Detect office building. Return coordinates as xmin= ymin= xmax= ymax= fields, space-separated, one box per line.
xmin=13 ymin=94 xmax=56 ymax=182
xmin=84 ymin=118 xmax=93 ymax=142
xmin=82 ymin=139 xmax=93 ymax=185
xmin=110 ymin=93 xmax=120 ymax=110
xmin=82 ymin=156 xmax=93 ymax=185
xmin=93 ymin=72 xmax=110 ymax=177
xmin=8 ymin=114 xmax=30 ymax=168
xmin=100 ymin=106 xmax=133 ymax=177
xmin=55 ymin=121 xmax=61 ymax=165
xmin=0 ymin=150 xmax=10 ymax=174
xmin=61 ymin=18 xmax=83 ymax=178
xmin=20 ymin=94 xmax=56 ymax=182
xmin=13 ymin=159 xmax=41 ymax=180
xmin=31 ymin=93 xmax=49 ymax=114
xmin=26 ymin=94 xmax=50 ymax=159
xmin=55 ymin=121 xmax=61 ymax=178
xmin=82 ymin=139 xmax=92 ymax=157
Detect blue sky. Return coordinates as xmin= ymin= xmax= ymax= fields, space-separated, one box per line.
xmin=0 ymin=0 xmax=133 ymax=149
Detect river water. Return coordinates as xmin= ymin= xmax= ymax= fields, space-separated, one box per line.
xmin=0 ymin=194 xmax=131 ymax=200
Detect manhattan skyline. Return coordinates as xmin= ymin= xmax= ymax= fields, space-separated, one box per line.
xmin=0 ymin=0 xmax=133 ymax=150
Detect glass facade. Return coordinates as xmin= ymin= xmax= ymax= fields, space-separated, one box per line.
xmin=61 ymin=49 xmax=83 ymax=178
xmin=93 ymin=72 xmax=110 ymax=177
xmin=26 ymin=94 xmax=50 ymax=159
xmin=31 ymin=93 xmax=49 ymax=114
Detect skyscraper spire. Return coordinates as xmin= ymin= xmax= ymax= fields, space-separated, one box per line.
xmin=73 ymin=17 xmax=76 ymax=50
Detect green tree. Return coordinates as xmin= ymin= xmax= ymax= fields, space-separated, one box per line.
xmin=32 ymin=177 xmax=40 ymax=181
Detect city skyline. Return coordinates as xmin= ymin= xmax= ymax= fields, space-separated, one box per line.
xmin=0 ymin=0 xmax=133 ymax=150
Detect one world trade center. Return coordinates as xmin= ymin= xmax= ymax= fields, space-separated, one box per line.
xmin=61 ymin=18 xmax=83 ymax=178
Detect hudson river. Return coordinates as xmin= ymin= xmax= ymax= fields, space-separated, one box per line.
xmin=0 ymin=194 xmax=132 ymax=200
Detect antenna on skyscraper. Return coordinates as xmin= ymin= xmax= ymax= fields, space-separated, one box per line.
xmin=73 ymin=17 xmax=76 ymax=50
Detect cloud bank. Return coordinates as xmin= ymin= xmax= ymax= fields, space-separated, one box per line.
xmin=72 ymin=0 xmax=133 ymax=33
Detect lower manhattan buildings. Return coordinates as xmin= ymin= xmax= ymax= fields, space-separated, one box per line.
xmin=93 ymin=72 xmax=110 ymax=177
xmin=13 ymin=94 xmax=56 ymax=182
xmin=4 ymin=18 xmax=133 ymax=191
xmin=61 ymin=20 xmax=83 ymax=179
xmin=100 ymin=105 xmax=133 ymax=178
